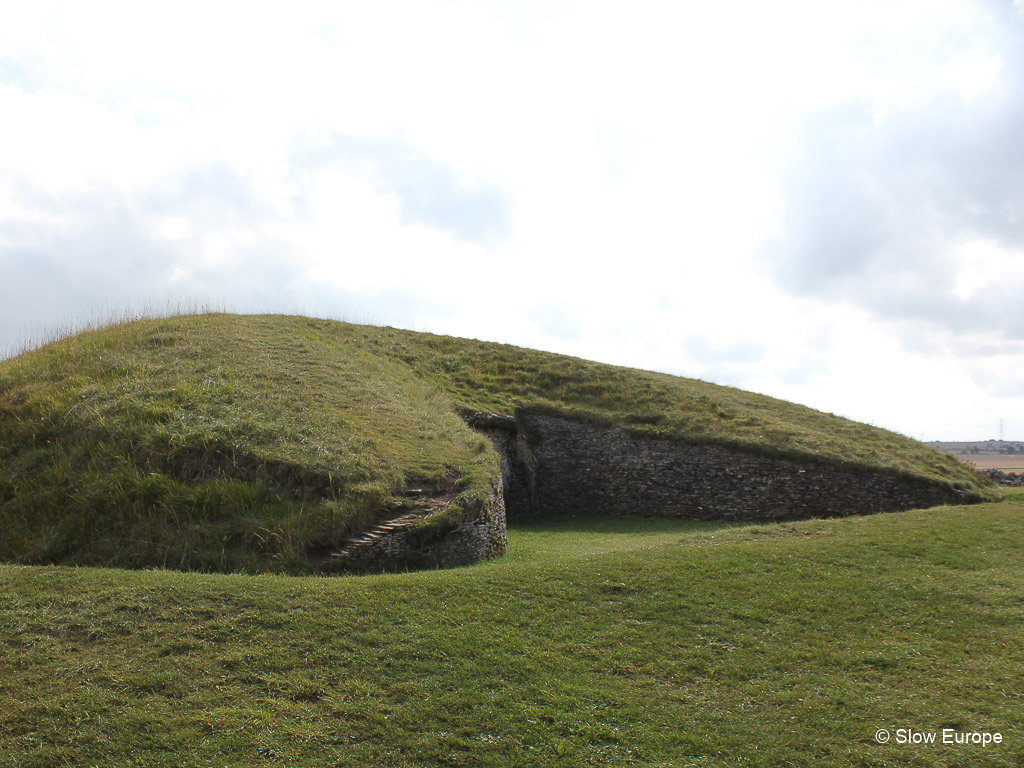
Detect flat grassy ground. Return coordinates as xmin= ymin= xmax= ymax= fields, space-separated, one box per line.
xmin=3 ymin=494 xmax=1022 ymax=767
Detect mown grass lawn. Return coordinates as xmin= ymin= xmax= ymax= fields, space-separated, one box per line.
xmin=2 ymin=495 xmax=1023 ymax=767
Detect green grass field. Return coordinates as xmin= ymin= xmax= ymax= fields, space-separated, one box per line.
xmin=3 ymin=492 xmax=1022 ymax=767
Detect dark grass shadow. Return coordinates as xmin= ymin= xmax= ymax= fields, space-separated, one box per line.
xmin=507 ymin=511 xmax=764 ymax=535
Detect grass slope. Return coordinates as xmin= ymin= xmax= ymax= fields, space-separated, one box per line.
xmin=0 ymin=313 xmax=992 ymax=573
xmin=1 ymin=493 xmax=1022 ymax=767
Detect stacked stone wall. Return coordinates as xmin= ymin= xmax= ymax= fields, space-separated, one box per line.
xmin=477 ymin=411 xmax=972 ymax=520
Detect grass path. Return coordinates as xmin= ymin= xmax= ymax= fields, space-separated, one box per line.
xmin=2 ymin=497 xmax=1023 ymax=767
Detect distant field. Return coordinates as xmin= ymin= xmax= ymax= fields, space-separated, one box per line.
xmin=948 ymin=454 xmax=1024 ymax=471
xmin=929 ymin=441 xmax=1024 ymax=473
xmin=2 ymin=496 xmax=1023 ymax=767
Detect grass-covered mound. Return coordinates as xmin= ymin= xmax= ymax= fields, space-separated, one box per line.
xmin=0 ymin=314 xmax=497 ymax=572
xmin=0 ymin=313 xmax=992 ymax=573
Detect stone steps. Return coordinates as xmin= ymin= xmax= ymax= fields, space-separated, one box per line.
xmin=331 ymin=513 xmax=421 ymax=558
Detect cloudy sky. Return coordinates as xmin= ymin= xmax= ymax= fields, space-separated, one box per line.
xmin=2 ymin=1 xmax=1022 ymax=441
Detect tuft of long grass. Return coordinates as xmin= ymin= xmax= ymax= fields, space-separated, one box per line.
xmin=1 ymin=298 xmax=234 ymax=361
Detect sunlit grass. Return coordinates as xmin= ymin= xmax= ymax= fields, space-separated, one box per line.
xmin=1 ymin=498 xmax=1021 ymax=767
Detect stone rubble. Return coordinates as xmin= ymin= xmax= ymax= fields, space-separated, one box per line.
xmin=984 ymin=469 xmax=1024 ymax=487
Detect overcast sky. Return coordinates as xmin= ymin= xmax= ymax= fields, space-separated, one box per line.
xmin=2 ymin=1 xmax=1022 ymax=440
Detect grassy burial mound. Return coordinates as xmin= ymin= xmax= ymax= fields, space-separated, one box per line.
xmin=0 ymin=313 xmax=993 ymax=574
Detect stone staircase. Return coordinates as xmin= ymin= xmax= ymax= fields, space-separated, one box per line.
xmin=314 ymin=476 xmax=462 ymax=569
xmin=330 ymin=512 xmax=422 ymax=560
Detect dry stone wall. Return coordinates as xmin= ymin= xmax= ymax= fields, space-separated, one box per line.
xmin=472 ymin=411 xmax=973 ymax=521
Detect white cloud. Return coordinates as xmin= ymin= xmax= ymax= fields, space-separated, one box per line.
xmin=951 ymin=238 xmax=1024 ymax=301
xmin=1 ymin=1 xmax=1022 ymax=439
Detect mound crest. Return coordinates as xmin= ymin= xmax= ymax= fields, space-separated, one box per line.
xmin=0 ymin=314 xmax=992 ymax=573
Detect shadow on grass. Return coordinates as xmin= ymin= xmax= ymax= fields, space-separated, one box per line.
xmin=508 ymin=511 xmax=761 ymax=535
xmin=501 ymin=512 xmax=769 ymax=565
